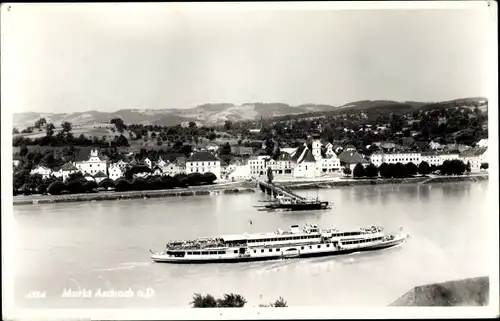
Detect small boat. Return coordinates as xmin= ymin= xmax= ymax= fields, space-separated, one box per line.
xmin=263 ymin=196 xmax=330 ymax=211
xmin=150 ymin=223 xmax=410 ymax=264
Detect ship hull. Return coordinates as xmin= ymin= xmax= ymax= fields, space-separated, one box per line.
xmin=151 ymin=234 xmax=408 ymax=264
xmin=265 ymin=202 xmax=330 ymax=211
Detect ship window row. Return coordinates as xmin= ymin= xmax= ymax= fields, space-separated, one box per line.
xmin=253 ymin=248 xmax=281 ymax=253
xmin=186 ymin=250 xmax=227 ymax=255
xmin=343 ymin=237 xmax=383 ymax=245
xmin=247 ymin=235 xmax=319 ymax=243
xmin=332 ymin=232 xmax=362 ymax=237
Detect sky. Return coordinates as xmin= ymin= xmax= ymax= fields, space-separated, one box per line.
xmin=1 ymin=2 xmax=497 ymax=114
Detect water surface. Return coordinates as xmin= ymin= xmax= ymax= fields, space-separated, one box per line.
xmin=13 ymin=182 xmax=490 ymax=308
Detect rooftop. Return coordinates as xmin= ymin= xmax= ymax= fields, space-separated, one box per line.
xmin=186 ymin=151 xmax=219 ymax=162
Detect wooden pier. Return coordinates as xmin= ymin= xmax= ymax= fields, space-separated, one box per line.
xmin=258 ymin=180 xmax=306 ymax=201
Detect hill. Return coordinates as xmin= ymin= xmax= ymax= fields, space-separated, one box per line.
xmin=12 ymin=97 xmax=488 ymax=129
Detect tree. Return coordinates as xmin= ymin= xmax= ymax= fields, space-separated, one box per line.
xmin=83 ymin=180 xmax=98 ymax=192
xmin=343 ymin=167 xmax=352 ymax=176
xmin=219 ymin=142 xmax=232 ymax=156
xmin=418 ymin=161 xmax=431 ymax=176
xmin=98 ymin=178 xmax=114 ymax=189
xmin=466 ymin=161 xmax=471 ymax=174
xmin=20 ymin=146 xmax=29 ymax=157
xmin=61 ymin=121 xmax=72 ymax=134
xmin=216 ymin=293 xmax=247 ymax=308
xmin=224 ymin=120 xmax=233 ymax=131
xmin=260 ymin=297 xmax=288 ymax=307
xmin=188 ymin=121 xmax=197 ymax=129
xmin=13 ymin=128 xmax=19 ymax=135
xmin=114 ymin=178 xmax=132 ymax=192
xmin=364 ymin=163 xmax=379 ymax=178
xmin=191 ymin=293 xmax=218 ymax=308
xmin=110 ymin=118 xmax=126 ymax=133
xmin=67 ymin=180 xmax=85 ymax=194
xmin=405 ymin=162 xmax=418 ymax=177
xmin=352 ymin=163 xmax=365 ymax=178
xmin=46 ymin=123 xmax=55 ymax=137
xmin=379 ymin=163 xmax=392 ymax=178
xmin=34 ymin=118 xmax=47 ymax=129
xmin=47 ymin=181 xmax=66 ymax=195
xmin=267 ymin=167 xmax=274 ymax=183
xmin=480 ymin=163 xmax=489 ymax=170
xmin=202 ymin=172 xmax=217 ymax=184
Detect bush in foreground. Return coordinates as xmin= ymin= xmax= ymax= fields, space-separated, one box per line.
xmin=191 ymin=293 xmax=287 ymax=308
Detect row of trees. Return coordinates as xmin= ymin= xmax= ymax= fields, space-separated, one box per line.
xmin=191 ymin=293 xmax=287 ymax=308
xmin=14 ymin=172 xmax=218 ymax=196
xmin=348 ymin=159 xmax=475 ymax=179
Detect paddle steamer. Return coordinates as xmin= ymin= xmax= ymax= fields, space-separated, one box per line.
xmin=150 ymin=223 xmax=409 ymax=264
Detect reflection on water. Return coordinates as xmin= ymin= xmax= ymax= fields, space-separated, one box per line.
xmin=12 ymin=182 xmax=490 ymax=308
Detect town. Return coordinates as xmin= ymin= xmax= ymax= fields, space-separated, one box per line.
xmin=12 ymin=99 xmax=489 ymax=196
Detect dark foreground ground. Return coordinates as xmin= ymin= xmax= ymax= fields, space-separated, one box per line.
xmin=390 ymin=276 xmax=489 ymax=306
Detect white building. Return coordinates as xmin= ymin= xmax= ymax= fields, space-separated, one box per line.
xmin=476 ymin=139 xmax=488 ymax=148
xmin=324 ymin=143 xmax=336 ymax=158
xmin=163 ymin=161 xmax=182 ymax=177
xmin=227 ymin=164 xmax=251 ymax=180
xmin=292 ymin=146 xmax=321 ymax=178
xmin=185 ymin=151 xmax=221 ymax=179
xmin=74 ymin=149 xmax=108 ymax=176
xmin=438 ymin=152 xmax=460 ymax=163
xmin=30 ymin=165 xmax=52 ymax=179
xmin=60 ymin=163 xmax=80 ymax=181
xmin=248 ymin=157 xmax=268 ymax=177
xmin=370 ymin=152 xmax=422 ymax=167
xmin=459 ymin=148 xmax=488 ymax=173
xmin=108 ymin=164 xmax=125 ymax=181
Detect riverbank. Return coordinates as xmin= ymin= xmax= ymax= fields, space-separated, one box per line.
xmin=12 ymin=181 xmax=256 ymax=206
xmin=13 ymin=174 xmax=488 ymax=206
xmin=389 ymin=276 xmax=489 ymax=306
xmin=278 ymin=174 xmax=489 ymax=190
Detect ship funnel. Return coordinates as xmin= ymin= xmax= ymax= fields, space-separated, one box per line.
xmin=290 ymin=225 xmax=300 ymax=234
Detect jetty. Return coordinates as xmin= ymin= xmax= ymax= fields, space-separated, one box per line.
xmin=258 ymin=180 xmax=306 ymax=201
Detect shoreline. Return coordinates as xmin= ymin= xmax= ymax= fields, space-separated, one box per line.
xmin=279 ymin=173 xmax=489 ymax=190
xmin=13 ymin=174 xmax=488 ymax=206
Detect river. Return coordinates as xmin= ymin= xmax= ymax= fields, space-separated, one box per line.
xmin=12 ymin=181 xmax=491 ymax=308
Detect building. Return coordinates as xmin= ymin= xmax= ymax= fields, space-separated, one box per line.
xmin=93 ymin=171 xmax=108 ymax=183
xmin=83 ymin=173 xmax=95 ymax=181
xmin=30 ymin=165 xmax=52 ymax=179
xmin=370 ymin=151 xmax=422 ymax=167
xmin=324 ymin=143 xmax=336 ymax=158
xmin=459 ymin=148 xmax=488 ymax=173
xmin=60 ymin=163 xmax=80 ymax=181
xmin=74 ymin=149 xmax=108 ymax=176
xmin=292 ymin=146 xmax=321 ymax=178
xmin=248 ymin=156 xmax=267 ymax=177
xmin=186 ymin=151 xmax=221 ymax=179
xmin=227 ymin=164 xmax=251 ymax=180
xmin=13 ymin=155 xmax=21 ymax=168
xmin=108 ymin=164 xmax=125 ymax=181
xmin=476 ymin=139 xmax=488 ymax=148
xmin=338 ymin=150 xmax=370 ymax=172
xmin=421 ymin=152 xmax=441 ymax=167
xmin=151 ymin=165 xmax=163 ymax=176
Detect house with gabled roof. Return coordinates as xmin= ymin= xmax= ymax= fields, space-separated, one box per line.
xmin=83 ymin=172 xmax=95 ymax=181
xmin=186 ymin=151 xmax=221 ymax=179
xmin=459 ymin=147 xmax=488 ymax=173
xmin=293 ymin=147 xmax=321 ymax=178
xmin=73 ymin=148 xmax=108 ymax=177
xmin=338 ymin=150 xmax=370 ymax=172
xmin=61 ymin=162 xmax=80 ymax=181
xmin=93 ymin=171 xmax=108 ymax=183
xmin=30 ymin=165 xmax=53 ymax=179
